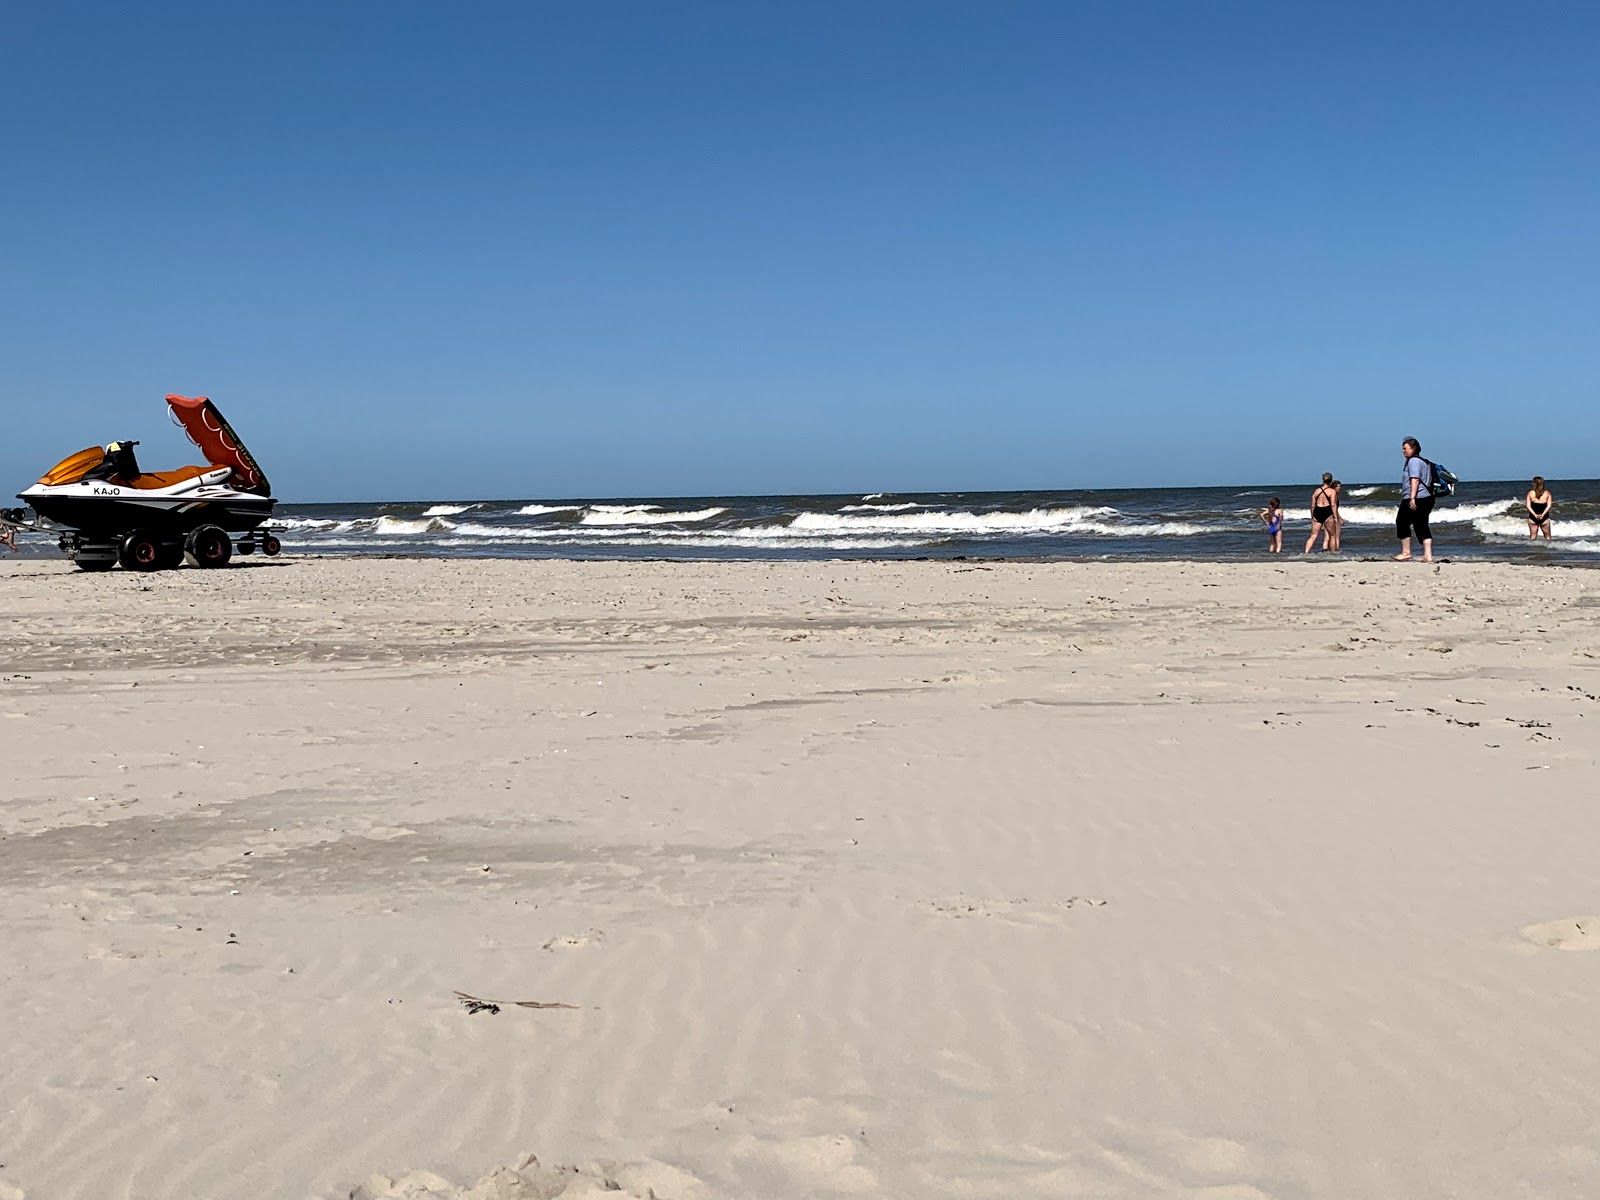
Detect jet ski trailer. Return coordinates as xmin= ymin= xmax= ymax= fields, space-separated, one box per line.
xmin=13 ymin=394 xmax=281 ymax=571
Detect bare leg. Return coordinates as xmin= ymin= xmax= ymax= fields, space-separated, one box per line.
xmin=1304 ymin=524 xmax=1320 ymax=553
xmin=1395 ymin=537 xmax=1412 ymax=561
xmin=1420 ymin=537 xmax=1433 ymax=563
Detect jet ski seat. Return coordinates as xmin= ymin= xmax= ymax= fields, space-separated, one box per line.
xmin=120 ymin=465 xmax=232 ymax=490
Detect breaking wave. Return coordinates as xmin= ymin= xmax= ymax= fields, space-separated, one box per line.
xmin=517 ymin=504 xmax=582 ymax=516
xmin=579 ymin=507 xmax=727 ymax=526
xmin=422 ymin=504 xmax=473 ymax=517
xmin=1476 ymin=515 xmax=1600 ymax=540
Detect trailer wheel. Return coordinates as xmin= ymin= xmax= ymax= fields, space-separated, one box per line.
xmin=262 ymin=534 xmax=282 ymax=557
xmin=119 ymin=530 xmax=165 ymax=572
xmin=155 ymin=542 xmax=185 ymax=571
xmin=236 ymin=540 xmax=254 ymax=555
xmin=186 ymin=525 xmax=232 ymax=568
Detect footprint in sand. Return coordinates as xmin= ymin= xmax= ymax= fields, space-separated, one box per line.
xmin=352 ymin=1154 xmax=705 ymax=1199
xmin=542 ymin=929 xmax=603 ymax=951
xmin=1523 ymin=917 xmax=1600 ymax=950
xmin=730 ymin=1133 xmax=877 ymax=1195
xmin=924 ymin=896 xmax=1107 ymax=926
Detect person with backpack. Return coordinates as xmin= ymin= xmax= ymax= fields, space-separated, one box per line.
xmin=1396 ymin=437 xmax=1434 ymax=562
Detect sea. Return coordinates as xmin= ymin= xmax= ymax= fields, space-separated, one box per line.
xmin=263 ymin=479 xmax=1600 ymax=564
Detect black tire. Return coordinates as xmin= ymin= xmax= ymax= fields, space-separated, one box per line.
xmin=262 ymin=535 xmax=282 ymax=557
xmin=75 ymin=557 xmax=116 ymax=572
xmin=186 ymin=525 xmax=233 ymax=569
xmin=236 ymin=540 xmax=254 ymax=555
xmin=155 ymin=542 xmax=185 ymax=571
xmin=119 ymin=530 xmax=165 ymax=572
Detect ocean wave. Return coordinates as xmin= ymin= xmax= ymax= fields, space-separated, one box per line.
xmin=1434 ymin=499 xmax=1520 ymax=523
xmin=840 ymin=502 xmax=923 ymax=512
xmin=437 ymin=534 xmax=931 ymax=553
xmin=372 ymin=516 xmax=455 ymax=535
xmin=275 ymin=517 xmax=352 ymax=532
xmin=1282 ymin=499 xmax=1517 ymax=527
xmin=580 ymin=506 xmax=728 ymax=526
xmin=1475 ymin=515 xmax=1600 ymax=540
xmin=422 ymin=504 xmax=473 ymax=517
xmin=1566 ymin=540 xmax=1600 ymax=554
xmin=517 ymin=504 xmax=582 ymax=516
xmin=1346 ymin=486 xmax=1378 ymax=497
xmin=587 ymin=504 xmax=662 ymax=514
xmin=789 ymin=506 xmax=1120 ymax=535
xmin=861 ymin=493 xmax=889 ymax=501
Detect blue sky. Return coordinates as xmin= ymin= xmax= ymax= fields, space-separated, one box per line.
xmin=2 ymin=2 xmax=1595 ymax=501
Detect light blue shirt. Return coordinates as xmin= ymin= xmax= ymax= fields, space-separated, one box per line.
xmin=1403 ymin=456 xmax=1432 ymax=499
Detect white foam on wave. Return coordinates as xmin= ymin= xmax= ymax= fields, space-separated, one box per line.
xmin=276 ymin=517 xmax=352 ymax=532
xmin=1346 ymin=486 xmax=1378 ymax=497
xmin=862 ymin=493 xmax=888 ymax=501
xmin=517 ymin=504 xmax=582 ymax=516
xmin=580 ymin=506 xmax=728 ymax=526
xmin=790 ymin=506 xmax=1120 ymax=535
xmin=422 ymin=504 xmax=473 ymax=517
xmin=440 ymin=521 xmax=538 ymax=539
xmin=1476 ymin=515 xmax=1600 ymax=540
xmin=442 ymin=533 xmax=933 ymax=553
xmin=587 ymin=504 xmax=662 ymax=514
xmin=372 ymin=516 xmax=455 ymax=535
xmin=1566 ymin=540 xmax=1600 ymax=554
xmin=782 ymin=507 xmax=1217 ymax=538
xmin=1437 ymin=499 xmax=1521 ymax=523
xmin=1284 ymin=499 xmax=1518 ymax=527
xmin=840 ymin=502 xmax=922 ymax=512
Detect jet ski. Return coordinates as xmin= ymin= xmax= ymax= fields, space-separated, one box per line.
xmin=12 ymin=394 xmax=281 ymax=571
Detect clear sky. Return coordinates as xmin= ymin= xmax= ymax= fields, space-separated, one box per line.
xmin=3 ymin=2 xmax=1596 ymax=501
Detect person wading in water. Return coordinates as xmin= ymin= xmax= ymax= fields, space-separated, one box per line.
xmin=1526 ymin=477 xmax=1555 ymax=541
xmin=1304 ymin=472 xmax=1338 ymax=554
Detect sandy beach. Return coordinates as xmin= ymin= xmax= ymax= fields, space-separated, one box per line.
xmin=2 ymin=555 xmax=1598 ymax=1200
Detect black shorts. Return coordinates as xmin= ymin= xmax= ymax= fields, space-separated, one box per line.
xmin=1396 ymin=496 xmax=1434 ymax=541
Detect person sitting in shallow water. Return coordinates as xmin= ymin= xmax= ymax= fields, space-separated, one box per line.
xmin=1526 ymin=477 xmax=1554 ymax=541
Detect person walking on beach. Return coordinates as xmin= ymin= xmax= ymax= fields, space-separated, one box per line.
xmin=1526 ymin=477 xmax=1555 ymax=540
xmin=1328 ymin=480 xmax=1345 ymax=551
xmin=1260 ymin=497 xmax=1284 ymax=553
xmin=1304 ymin=473 xmax=1338 ymax=553
xmin=1396 ymin=437 xmax=1434 ymax=562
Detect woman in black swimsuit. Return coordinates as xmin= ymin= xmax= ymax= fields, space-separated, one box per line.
xmin=1304 ymin=472 xmax=1338 ymax=553
xmin=1525 ymin=476 xmax=1554 ymax=540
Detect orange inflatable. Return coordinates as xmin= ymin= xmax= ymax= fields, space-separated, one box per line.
xmin=166 ymin=394 xmax=271 ymax=495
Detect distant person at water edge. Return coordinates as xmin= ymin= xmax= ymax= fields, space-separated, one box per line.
xmin=1526 ymin=477 xmax=1554 ymax=540
xmin=1329 ymin=481 xmax=1345 ymax=552
xmin=1395 ymin=437 xmax=1434 ymax=562
xmin=0 ymin=522 xmax=16 ymax=554
xmin=1304 ymin=473 xmax=1339 ymax=553
xmin=1260 ymin=498 xmax=1284 ymax=553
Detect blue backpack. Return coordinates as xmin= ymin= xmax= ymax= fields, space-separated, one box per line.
xmin=1423 ymin=460 xmax=1458 ymax=497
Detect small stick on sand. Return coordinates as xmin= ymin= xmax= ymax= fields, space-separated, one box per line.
xmin=454 ymin=989 xmax=579 ymax=1013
